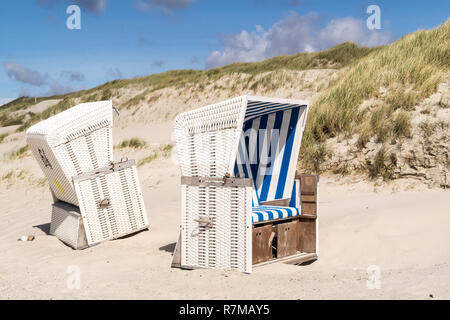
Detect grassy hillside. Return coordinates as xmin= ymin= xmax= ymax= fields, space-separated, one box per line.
xmin=300 ymin=19 xmax=449 ymax=174
xmin=0 ymin=41 xmax=378 ymax=130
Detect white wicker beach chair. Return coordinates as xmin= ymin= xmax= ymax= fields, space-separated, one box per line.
xmin=173 ymin=96 xmax=318 ymax=273
xmin=27 ymin=101 xmax=149 ymax=249
xmin=26 ymin=101 xmax=113 ymax=206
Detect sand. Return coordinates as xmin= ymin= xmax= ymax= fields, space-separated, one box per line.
xmin=1 ymin=118 xmax=449 ymax=300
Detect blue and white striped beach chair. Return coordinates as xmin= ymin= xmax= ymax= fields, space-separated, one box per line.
xmin=173 ymin=96 xmax=318 ymax=273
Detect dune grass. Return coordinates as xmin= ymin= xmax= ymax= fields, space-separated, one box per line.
xmin=1 ymin=170 xmax=14 ymax=180
xmin=116 ymin=138 xmax=148 ymax=149
xmin=6 ymin=145 xmax=30 ymax=160
xmin=0 ymin=169 xmax=37 ymax=187
xmin=0 ymin=133 xmax=10 ymax=143
xmin=35 ymin=177 xmax=48 ymax=187
xmin=0 ymin=96 xmax=52 ymax=113
xmin=419 ymin=120 xmax=438 ymax=138
xmin=159 ymin=143 xmax=173 ymax=158
xmin=137 ymin=143 xmax=174 ymax=167
xmin=300 ymin=19 xmax=450 ymax=174
xmin=367 ymin=146 xmax=397 ymax=181
xmin=16 ymin=97 xmax=73 ymax=132
xmin=0 ymin=114 xmax=23 ymax=127
xmin=123 ymin=91 xmax=151 ymax=109
xmin=138 ymin=152 xmax=158 ymax=167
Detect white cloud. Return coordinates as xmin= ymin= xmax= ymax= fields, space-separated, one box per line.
xmin=318 ymin=17 xmax=390 ymax=48
xmin=206 ymin=12 xmax=391 ymax=69
xmin=74 ymin=0 xmax=108 ymax=13
xmin=37 ymin=0 xmax=108 ymax=14
xmin=4 ymin=62 xmax=48 ymax=86
xmin=61 ymin=70 xmax=85 ymax=82
xmin=3 ymin=62 xmax=80 ymax=96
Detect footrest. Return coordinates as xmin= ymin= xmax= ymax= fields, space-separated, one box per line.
xmin=73 ymin=159 xmax=149 ymax=246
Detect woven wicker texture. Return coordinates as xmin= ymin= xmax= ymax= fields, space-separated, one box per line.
xmin=74 ymin=163 xmax=149 ymax=246
xmin=173 ymin=96 xmax=246 ymax=177
xmin=181 ymin=184 xmax=252 ymax=273
xmin=26 ymin=101 xmax=113 ymax=206
xmin=50 ymin=202 xmax=82 ymax=249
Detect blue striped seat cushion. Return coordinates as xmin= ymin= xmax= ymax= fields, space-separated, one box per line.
xmin=252 ymin=206 xmax=300 ymax=223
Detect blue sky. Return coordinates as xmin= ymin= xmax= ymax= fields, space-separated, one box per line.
xmin=0 ymin=0 xmax=448 ymax=104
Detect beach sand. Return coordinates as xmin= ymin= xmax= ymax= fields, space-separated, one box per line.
xmin=0 ymin=121 xmax=449 ymax=300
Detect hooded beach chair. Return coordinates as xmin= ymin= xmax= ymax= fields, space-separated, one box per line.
xmin=26 ymin=101 xmax=149 ymax=249
xmin=172 ymin=96 xmax=318 ymax=273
